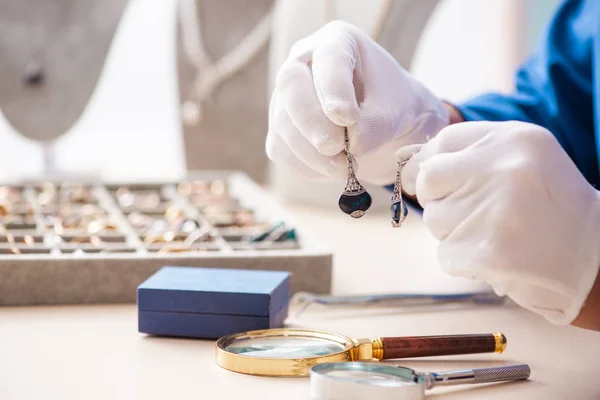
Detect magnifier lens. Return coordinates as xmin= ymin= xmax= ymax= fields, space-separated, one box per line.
xmin=311 ymin=363 xmax=425 ymax=400
xmin=225 ymin=336 xmax=347 ymax=358
xmin=321 ymin=369 xmax=416 ymax=387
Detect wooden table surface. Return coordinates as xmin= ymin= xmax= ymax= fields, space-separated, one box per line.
xmin=1 ymin=196 xmax=599 ymax=399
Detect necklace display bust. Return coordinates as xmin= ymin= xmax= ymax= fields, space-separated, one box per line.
xmin=176 ymin=0 xmax=274 ymax=183
xmin=0 ymin=0 xmax=128 ymax=141
xmin=0 ymin=0 xmax=274 ymax=183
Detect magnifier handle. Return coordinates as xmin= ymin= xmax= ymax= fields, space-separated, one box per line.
xmin=429 ymin=364 xmax=531 ymax=388
xmin=380 ymin=333 xmax=506 ymax=359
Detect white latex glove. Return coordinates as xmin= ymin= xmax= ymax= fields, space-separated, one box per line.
xmin=266 ymin=20 xmax=449 ymax=185
xmin=398 ymin=121 xmax=600 ymax=325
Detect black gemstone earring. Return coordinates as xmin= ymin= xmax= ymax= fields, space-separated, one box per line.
xmin=390 ymin=160 xmax=408 ymax=227
xmin=338 ymin=128 xmax=371 ymax=218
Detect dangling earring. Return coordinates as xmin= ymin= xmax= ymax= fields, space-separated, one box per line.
xmin=338 ymin=128 xmax=372 ymax=218
xmin=390 ymin=160 xmax=408 ymax=227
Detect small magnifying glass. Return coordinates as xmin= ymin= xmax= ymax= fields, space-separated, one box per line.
xmin=310 ymin=362 xmax=531 ymax=400
xmin=215 ymin=328 xmax=507 ymax=376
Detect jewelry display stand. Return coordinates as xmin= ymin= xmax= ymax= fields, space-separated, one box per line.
xmin=0 ymin=0 xmax=186 ymax=181
xmin=0 ymin=0 xmax=128 ymax=145
xmin=0 ymin=0 xmax=129 ymax=179
xmin=0 ymin=0 xmax=274 ymax=183
xmin=177 ymin=0 xmax=275 ymax=183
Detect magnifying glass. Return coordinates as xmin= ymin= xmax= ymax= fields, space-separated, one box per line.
xmin=215 ymin=328 xmax=507 ymax=376
xmin=310 ymin=362 xmax=531 ymax=400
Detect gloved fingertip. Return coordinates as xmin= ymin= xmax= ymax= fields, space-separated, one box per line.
xmin=314 ymin=137 xmax=344 ymax=156
xmin=401 ymin=162 xmax=417 ymax=196
xmin=325 ymin=99 xmax=359 ymax=126
xmin=402 ymin=181 xmax=416 ymax=196
xmin=264 ymin=134 xmax=278 ymax=162
xmin=395 ymin=144 xmax=423 ymax=162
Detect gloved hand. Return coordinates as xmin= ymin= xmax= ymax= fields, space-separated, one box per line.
xmin=266 ymin=20 xmax=449 ymax=185
xmin=398 ymin=121 xmax=600 ymax=325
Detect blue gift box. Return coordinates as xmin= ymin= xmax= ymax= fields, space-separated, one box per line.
xmin=137 ymin=266 xmax=290 ymax=339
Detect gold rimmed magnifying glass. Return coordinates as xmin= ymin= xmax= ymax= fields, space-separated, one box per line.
xmin=215 ymin=328 xmax=507 ymax=377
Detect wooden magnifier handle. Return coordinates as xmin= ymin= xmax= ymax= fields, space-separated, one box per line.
xmin=378 ymin=333 xmax=506 ymax=360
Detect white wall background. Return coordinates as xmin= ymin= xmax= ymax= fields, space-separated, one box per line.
xmin=412 ymin=0 xmax=523 ymax=101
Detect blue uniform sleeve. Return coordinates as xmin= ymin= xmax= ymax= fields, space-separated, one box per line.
xmin=455 ymin=0 xmax=599 ymax=186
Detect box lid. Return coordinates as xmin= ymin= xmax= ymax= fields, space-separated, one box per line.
xmin=137 ymin=266 xmax=290 ymax=317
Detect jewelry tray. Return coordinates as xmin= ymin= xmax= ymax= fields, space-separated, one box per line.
xmin=0 ymin=171 xmax=332 ymax=306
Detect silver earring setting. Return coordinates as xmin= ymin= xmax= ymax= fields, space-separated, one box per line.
xmin=390 ymin=160 xmax=408 ymax=227
xmin=338 ymin=128 xmax=409 ymax=226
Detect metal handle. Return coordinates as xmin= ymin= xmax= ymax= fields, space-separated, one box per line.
xmin=313 ymin=292 xmax=503 ymax=305
xmin=428 ymin=364 xmax=531 ymax=388
xmin=473 ymin=364 xmax=531 ymax=383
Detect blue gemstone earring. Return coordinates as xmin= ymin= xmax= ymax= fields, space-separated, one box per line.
xmin=338 ymin=128 xmax=371 ymax=218
xmin=390 ymin=160 xmax=408 ymax=227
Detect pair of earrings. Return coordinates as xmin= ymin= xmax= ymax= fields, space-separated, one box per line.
xmin=337 ymin=129 xmax=408 ymax=227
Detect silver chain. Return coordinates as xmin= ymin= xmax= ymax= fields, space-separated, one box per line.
xmin=391 ymin=160 xmax=406 ymax=202
xmin=343 ymin=129 xmax=366 ymax=193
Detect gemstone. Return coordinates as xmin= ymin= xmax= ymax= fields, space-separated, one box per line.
xmin=273 ymin=228 xmax=297 ymax=242
xmin=338 ymin=191 xmax=372 ymax=218
xmin=285 ymin=228 xmax=297 ymax=241
xmin=391 ymin=201 xmax=408 ymax=226
xmin=250 ymin=221 xmax=285 ymax=242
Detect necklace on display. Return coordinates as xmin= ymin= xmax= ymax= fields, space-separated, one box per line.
xmin=178 ymin=0 xmax=273 ymax=126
